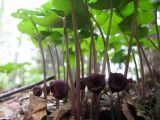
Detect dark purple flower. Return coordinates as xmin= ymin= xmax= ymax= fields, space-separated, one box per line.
xmin=108 ymin=72 xmax=129 ymax=93
xmin=50 ymin=80 xmax=69 ymax=100
xmin=33 ymin=86 xmax=42 ymax=97
xmin=87 ymin=74 xmax=106 ymax=95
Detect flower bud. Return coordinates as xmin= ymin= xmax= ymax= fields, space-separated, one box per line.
xmin=50 ymin=80 xmax=69 ymax=100
xmin=33 ymin=86 xmax=42 ymax=97
xmin=87 ymin=74 xmax=106 ymax=95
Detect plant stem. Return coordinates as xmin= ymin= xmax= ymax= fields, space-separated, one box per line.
xmin=89 ymin=21 xmax=97 ymax=74
xmin=54 ymin=44 xmax=60 ymax=80
xmin=147 ymin=36 xmax=159 ymax=50
xmin=139 ymin=46 xmax=157 ymax=91
xmin=79 ymin=42 xmax=84 ymax=78
xmin=116 ymin=92 xmax=121 ymax=120
xmin=54 ymin=44 xmax=60 ymax=108
xmin=31 ymin=20 xmax=47 ymax=100
xmin=69 ymin=0 xmax=81 ymax=117
xmin=124 ymin=0 xmax=138 ymax=77
xmin=47 ymin=44 xmax=56 ymax=76
xmin=132 ymin=50 xmax=141 ymax=98
xmin=92 ymin=17 xmax=105 ymax=45
xmin=89 ymin=21 xmax=99 ymax=119
xmin=101 ymin=6 xmax=113 ymax=75
xmin=63 ymin=16 xmax=77 ymax=118
xmin=88 ymin=43 xmax=92 ymax=75
xmin=134 ymin=0 xmax=145 ymax=99
xmin=136 ymin=40 xmax=145 ymax=99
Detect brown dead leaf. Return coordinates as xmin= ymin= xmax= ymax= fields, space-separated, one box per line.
xmin=29 ymin=95 xmax=47 ymax=120
xmin=50 ymin=103 xmax=74 ymax=120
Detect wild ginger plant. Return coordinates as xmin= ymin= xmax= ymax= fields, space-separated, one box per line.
xmin=12 ymin=0 xmax=160 ymax=119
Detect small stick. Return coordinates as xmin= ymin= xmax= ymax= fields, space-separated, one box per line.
xmin=0 ymin=75 xmax=55 ymax=100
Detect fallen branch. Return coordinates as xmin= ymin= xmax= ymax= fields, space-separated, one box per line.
xmin=0 ymin=75 xmax=55 ymax=100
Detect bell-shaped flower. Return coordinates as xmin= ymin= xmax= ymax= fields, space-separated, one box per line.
xmin=87 ymin=74 xmax=106 ymax=95
xmin=50 ymin=80 xmax=69 ymax=100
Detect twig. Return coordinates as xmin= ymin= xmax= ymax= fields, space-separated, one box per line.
xmin=0 ymin=75 xmax=55 ymax=100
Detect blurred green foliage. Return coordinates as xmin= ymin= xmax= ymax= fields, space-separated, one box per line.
xmin=5 ymin=0 xmax=159 ymax=89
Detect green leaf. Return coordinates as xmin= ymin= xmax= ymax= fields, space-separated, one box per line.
xmin=111 ymin=49 xmax=127 ymax=63
xmin=41 ymin=0 xmax=53 ymax=11
xmin=95 ymin=37 xmax=104 ymax=52
xmin=18 ymin=20 xmax=35 ymax=35
xmin=78 ymin=30 xmax=90 ymax=39
xmin=0 ymin=62 xmax=30 ymax=74
xmin=102 ymin=12 xmax=122 ymax=35
xmin=12 ymin=8 xmax=44 ymax=20
xmin=117 ymin=1 xmax=134 ymax=17
xmin=51 ymin=9 xmax=64 ymax=17
xmin=89 ymin=0 xmax=132 ymax=10
xmin=138 ymin=27 xmax=149 ymax=38
xmin=52 ymin=0 xmax=89 ymax=29
xmin=119 ymin=11 xmax=153 ymax=33
xmin=49 ymin=31 xmax=63 ymax=45
xmin=95 ymin=11 xmax=109 ymax=26
xmin=88 ymin=0 xmax=97 ymax=3
xmin=32 ymin=12 xmax=63 ymax=28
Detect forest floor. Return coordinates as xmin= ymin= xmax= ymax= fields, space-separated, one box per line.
xmin=0 ymin=88 xmax=66 ymax=120
xmin=0 ymin=89 xmax=31 ymax=120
